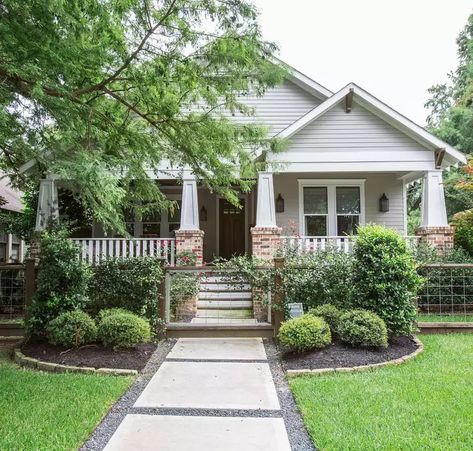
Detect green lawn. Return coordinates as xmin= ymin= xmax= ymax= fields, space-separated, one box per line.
xmin=418 ymin=314 xmax=473 ymax=323
xmin=0 ymin=352 xmax=133 ymax=450
xmin=290 ymin=334 xmax=473 ymax=450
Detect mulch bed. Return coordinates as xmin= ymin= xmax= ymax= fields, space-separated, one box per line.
xmin=22 ymin=340 xmax=157 ymax=370
xmin=283 ymin=336 xmax=418 ymax=370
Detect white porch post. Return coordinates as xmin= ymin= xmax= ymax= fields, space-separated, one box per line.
xmin=175 ymin=175 xmax=204 ymax=265
xmin=179 ymin=175 xmax=199 ymax=230
xmin=35 ymin=176 xmax=59 ymax=231
xmin=421 ymin=170 xmax=448 ymax=227
xmin=255 ymin=171 xmax=277 ymax=227
xmin=416 ymin=169 xmax=453 ymax=252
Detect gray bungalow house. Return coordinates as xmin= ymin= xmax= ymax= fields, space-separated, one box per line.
xmin=29 ymin=60 xmax=466 ymax=266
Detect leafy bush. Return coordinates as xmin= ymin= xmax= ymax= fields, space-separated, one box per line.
xmin=352 ymin=225 xmax=422 ymax=335
xmin=282 ymin=248 xmax=354 ymax=310
xmin=171 ymin=251 xmax=199 ymax=319
xmin=96 ymin=308 xmax=131 ymax=323
xmin=47 ymin=310 xmax=97 ymax=347
xmin=337 ymin=309 xmax=388 ymax=348
xmin=308 ymin=304 xmax=343 ymax=333
xmin=453 ymin=209 xmax=473 ymax=255
xmin=98 ymin=312 xmax=151 ymax=349
xmin=26 ymin=228 xmax=91 ymax=336
xmin=278 ymin=314 xmax=331 ymax=352
xmin=89 ymin=257 xmax=163 ymax=331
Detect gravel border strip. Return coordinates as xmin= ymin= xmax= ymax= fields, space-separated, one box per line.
xmin=81 ymin=339 xmax=176 ymax=451
xmin=14 ymin=349 xmax=138 ymax=376
xmin=131 ymin=407 xmax=282 ymax=417
xmin=286 ymin=336 xmax=424 ymax=377
xmin=264 ymin=339 xmax=316 ymax=451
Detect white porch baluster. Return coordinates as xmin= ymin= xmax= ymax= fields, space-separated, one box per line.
xmin=255 ymin=172 xmax=277 ymax=227
xmin=421 ymin=170 xmax=448 ymax=227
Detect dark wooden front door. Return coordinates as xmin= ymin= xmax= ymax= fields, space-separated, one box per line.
xmin=219 ymin=198 xmax=246 ymax=259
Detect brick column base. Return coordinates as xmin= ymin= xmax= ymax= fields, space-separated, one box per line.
xmin=416 ymin=226 xmax=454 ymax=254
xmin=251 ymin=226 xmax=282 ymax=322
xmin=175 ymin=230 xmax=205 ymax=266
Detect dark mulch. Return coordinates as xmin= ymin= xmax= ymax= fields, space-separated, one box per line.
xmin=22 ymin=340 xmax=157 ymax=370
xmin=283 ymin=336 xmax=418 ymax=370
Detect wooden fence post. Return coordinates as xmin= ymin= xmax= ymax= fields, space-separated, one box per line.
xmin=24 ymin=258 xmax=37 ymax=309
xmin=272 ymin=256 xmax=285 ymax=336
xmin=158 ymin=259 xmax=167 ymax=322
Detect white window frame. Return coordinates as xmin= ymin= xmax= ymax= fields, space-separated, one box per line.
xmin=298 ymin=179 xmax=366 ymax=236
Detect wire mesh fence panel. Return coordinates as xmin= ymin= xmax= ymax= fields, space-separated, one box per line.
xmin=0 ymin=265 xmax=25 ymax=320
xmin=418 ymin=264 xmax=473 ymax=321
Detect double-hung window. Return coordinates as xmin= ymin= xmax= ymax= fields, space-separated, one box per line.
xmin=299 ymin=180 xmax=364 ymax=236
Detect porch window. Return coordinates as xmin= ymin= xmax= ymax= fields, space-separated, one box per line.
xmin=300 ymin=180 xmax=365 ymax=236
xmin=142 ymin=210 xmax=161 ymax=237
xmin=168 ymin=200 xmax=181 ymax=235
xmin=336 ymin=187 xmax=360 ymax=235
xmin=303 ymin=187 xmax=328 ymax=236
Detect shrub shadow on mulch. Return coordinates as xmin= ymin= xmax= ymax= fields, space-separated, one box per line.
xmin=283 ymin=336 xmax=418 ymax=371
xmin=22 ymin=340 xmax=157 ymax=370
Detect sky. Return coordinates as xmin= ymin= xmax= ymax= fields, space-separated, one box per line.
xmin=254 ymin=0 xmax=472 ymax=125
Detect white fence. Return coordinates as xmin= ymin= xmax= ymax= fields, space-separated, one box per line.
xmin=71 ymin=238 xmax=176 ymax=265
xmin=281 ymin=235 xmax=420 ymax=253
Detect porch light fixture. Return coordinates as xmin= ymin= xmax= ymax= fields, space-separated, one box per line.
xmin=379 ymin=193 xmax=389 ymax=213
xmin=200 ymin=205 xmax=208 ymax=221
xmin=276 ymin=194 xmax=285 ymax=213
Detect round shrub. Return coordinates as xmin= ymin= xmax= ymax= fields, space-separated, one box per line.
xmin=98 ymin=312 xmax=151 ymax=349
xmin=337 ymin=309 xmax=388 ymax=348
xmin=96 ymin=308 xmax=131 ymax=323
xmin=278 ymin=314 xmax=331 ymax=352
xmin=47 ymin=310 xmax=97 ymax=347
xmin=453 ymin=209 xmax=473 ymax=255
xmin=308 ymin=304 xmax=343 ymax=333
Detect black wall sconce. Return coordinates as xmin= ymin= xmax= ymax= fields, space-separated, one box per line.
xmin=379 ymin=193 xmax=389 ymax=212
xmin=276 ymin=193 xmax=285 ymax=213
xmin=200 ymin=205 xmax=208 ymax=221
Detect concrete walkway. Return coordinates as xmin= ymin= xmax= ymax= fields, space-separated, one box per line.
xmin=104 ymin=338 xmax=291 ymax=451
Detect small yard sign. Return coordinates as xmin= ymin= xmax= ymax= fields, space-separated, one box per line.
xmin=288 ymin=303 xmax=304 ymax=318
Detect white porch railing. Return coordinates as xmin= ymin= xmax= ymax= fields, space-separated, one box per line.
xmin=281 ymin=235 xmax=420 ymax=253
xmin=71 ymin=238 xmax=176 ymax=265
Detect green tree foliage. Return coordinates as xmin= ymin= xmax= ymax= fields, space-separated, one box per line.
xmin=0 ymin=0 xmax=286 ymax=233
xmin=425 ymin=13 xmax=473 ymax=217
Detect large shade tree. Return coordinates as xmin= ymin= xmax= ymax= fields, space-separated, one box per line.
xmin=424 ymin=12 xmax=473 ymax=217
xmin=0 ymin=0 xmax=286 ymax=233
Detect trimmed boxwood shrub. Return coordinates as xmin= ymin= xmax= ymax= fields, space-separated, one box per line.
xmin=98 ymin=312 xmax=151 ymax=349
xmin=278 ymin=314 xmax=331 ymax=352
xmin=337 ymin=309 xmax=388 ymax=348
xmin=47 ymin=310 xmax=97 ymax=347
xmin=96 ymin=308 xmax=131 ymax=323
xmin=308 ymin=304 xmax=343 ymax=334
xmin=352 ymin=225 xmax=422 ymax=335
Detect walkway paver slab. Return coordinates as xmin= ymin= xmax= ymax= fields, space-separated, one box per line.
xmin=104 ymin=414 xmax=291 ymax=451
xmin=167 ymin=337 xmax=265 ymax=360
xmin=134 ymin=361 xmax=280 ymax=410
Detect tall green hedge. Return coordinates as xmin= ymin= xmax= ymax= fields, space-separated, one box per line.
xmin=89 ymin=257 xmax=163 ymax=330
xmin=352 ymin=224 xmax=423 ymax=335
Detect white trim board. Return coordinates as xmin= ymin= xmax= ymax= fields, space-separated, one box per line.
xmin=297 ymin=179 xmax=366 ymax=236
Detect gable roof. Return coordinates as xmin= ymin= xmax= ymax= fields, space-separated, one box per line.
xmin=276 ymin=83 xmax=467 ymax=166
xmin=272 ymin=57 xmax=332 ymax=101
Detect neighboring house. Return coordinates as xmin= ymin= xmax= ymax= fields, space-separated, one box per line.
xmin=0 ymin=175 xmax=24 ymax=263
xmin=30 ymin=61 xmax=466 ymax=264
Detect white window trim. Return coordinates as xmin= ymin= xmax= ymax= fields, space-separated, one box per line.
xmin=298 ymin=179 xmax=366 ymax=236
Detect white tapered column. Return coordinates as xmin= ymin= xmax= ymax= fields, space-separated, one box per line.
xmin=179 ymin=175 xmax=199 ymax=230
xmin=35 ymin=177 xmax=59 ymax=231
xmin=255 ymin=172 xmax=277 ymax=227
xmin=421 ymin=170 xmax=448 ymax=227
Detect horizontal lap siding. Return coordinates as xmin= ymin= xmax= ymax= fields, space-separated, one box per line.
xmin=273 ymin=173 xmax=405 ymax=235
xmin=276 ymin=102 xmax=434 ymax=164
xmin=227 ymin=80 xmax=321 ymax=135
